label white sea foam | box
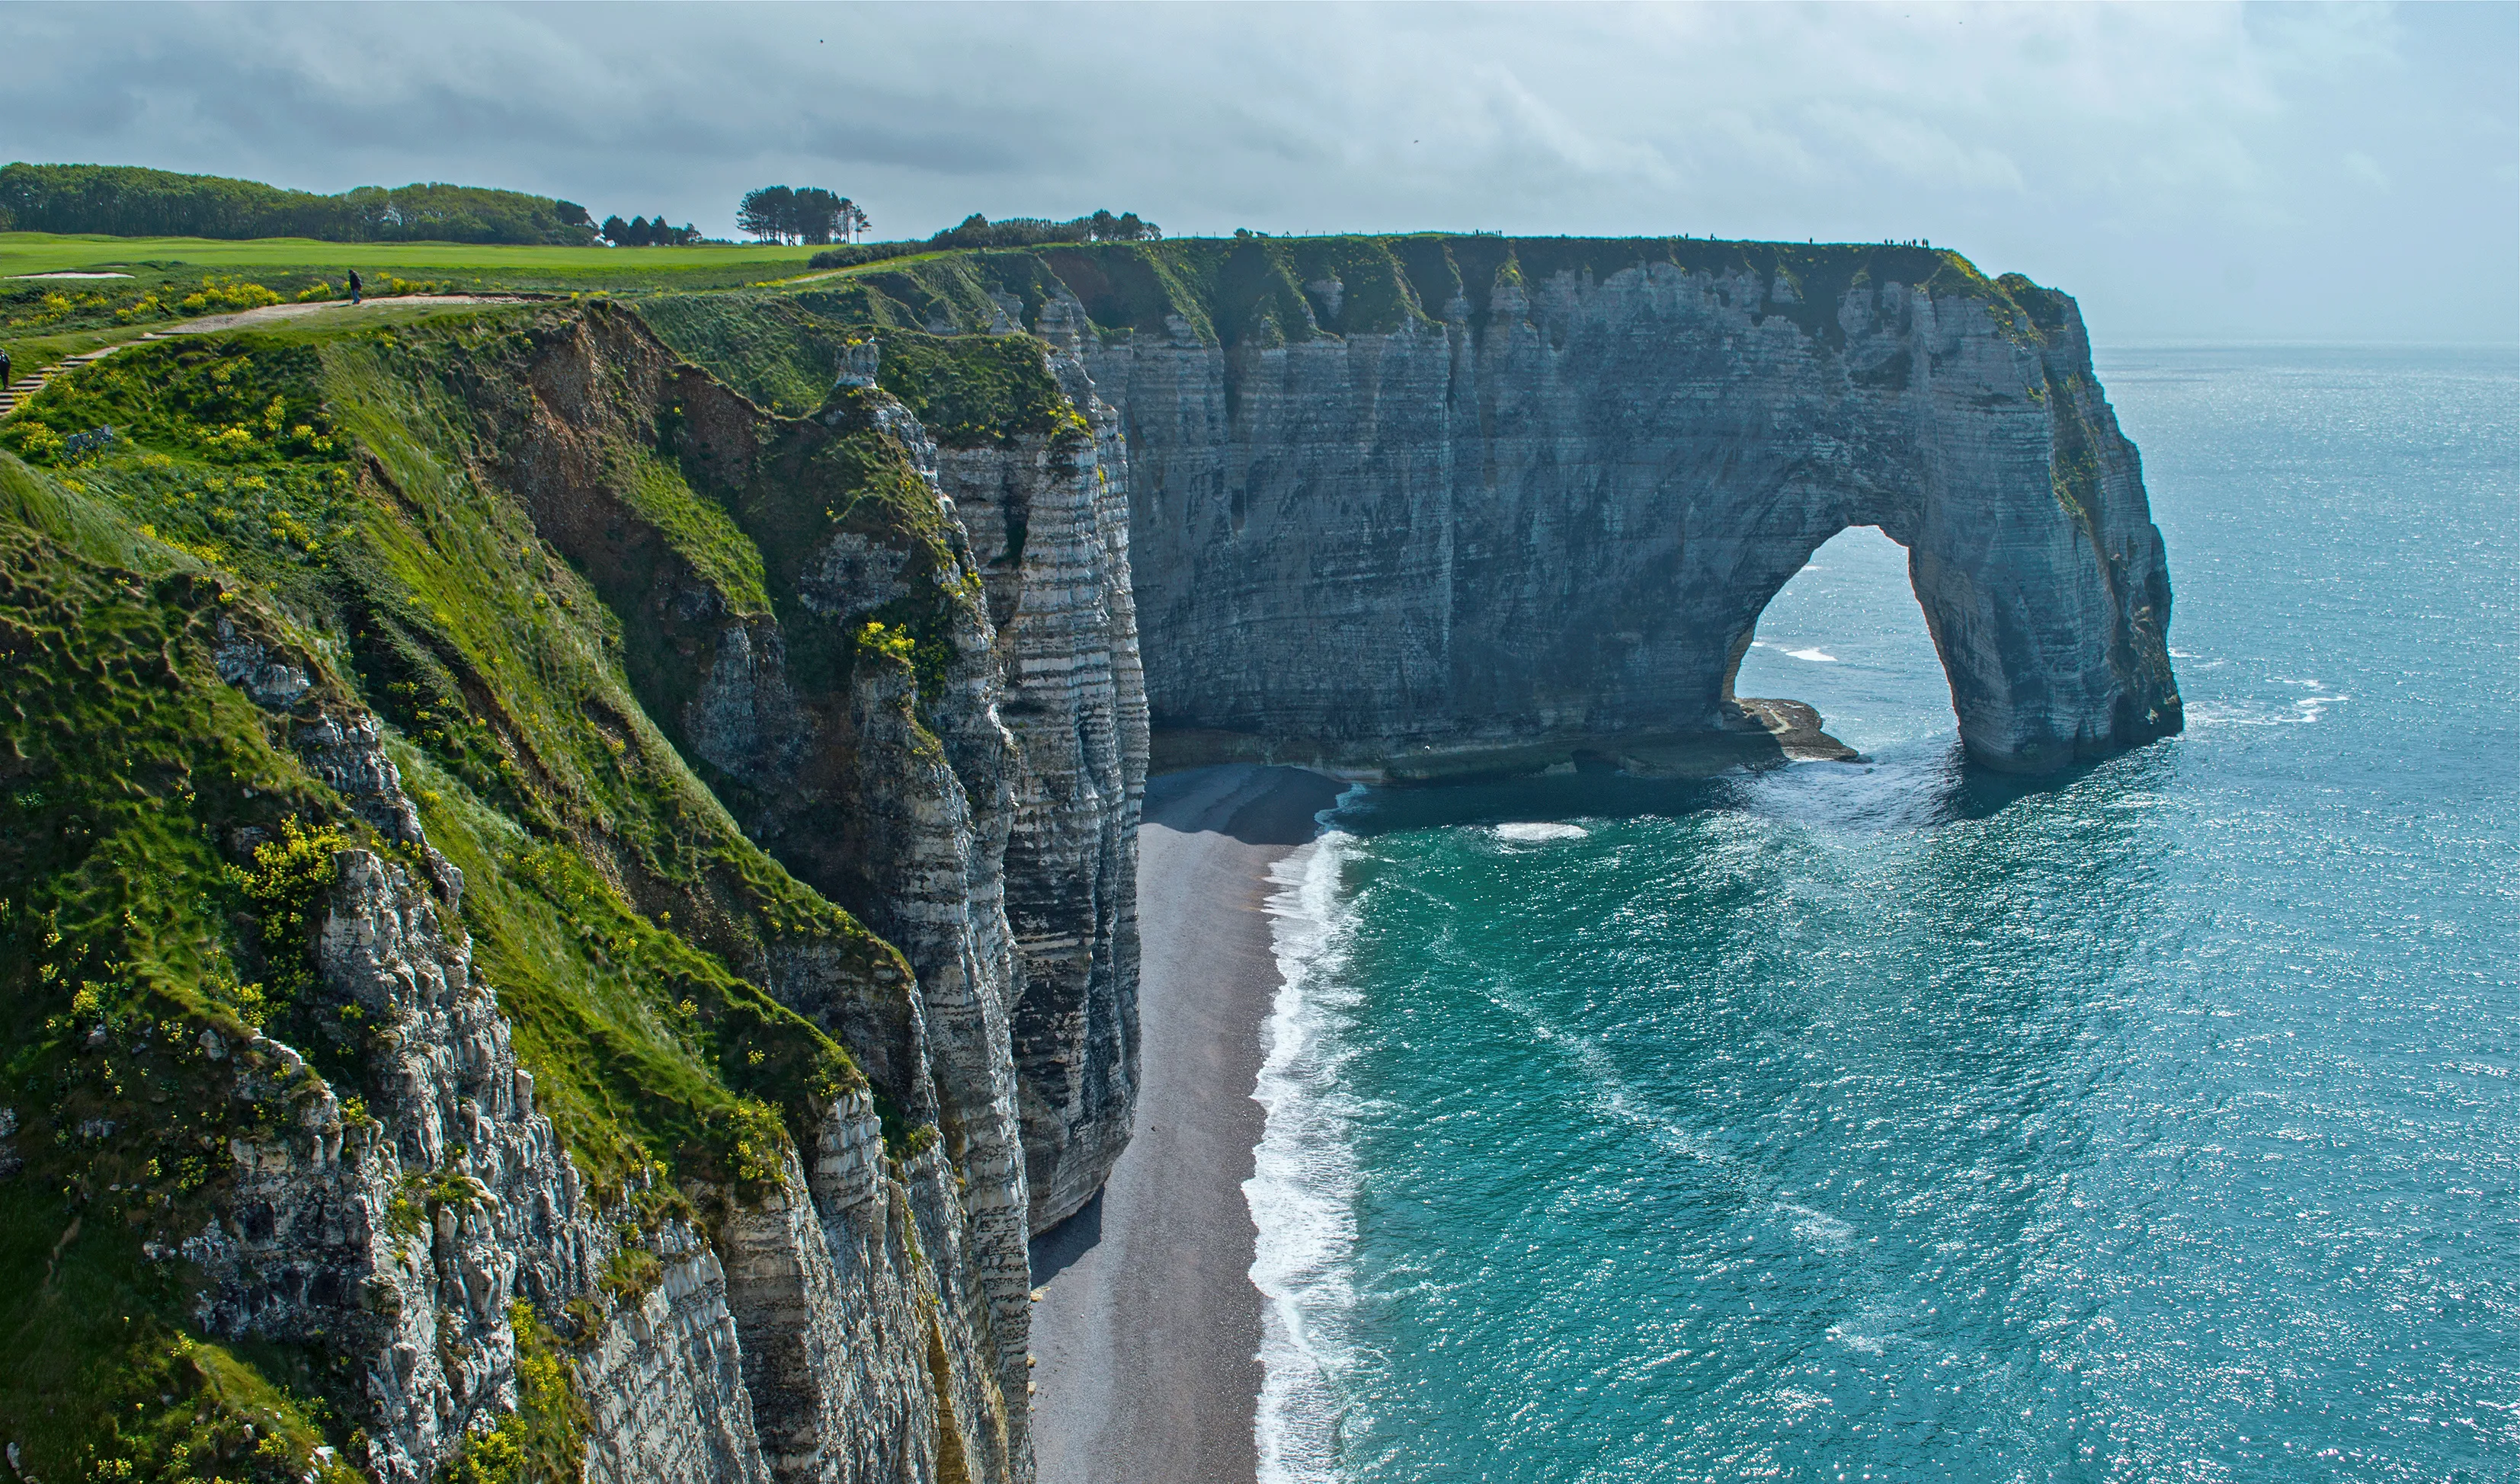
[1772,1386,1835,1421]
[1748,638,1840,662]
[1784,1204,1856,1251]
[1248,791,1369,1484]
[2189,691,2352,728]
[1494,821,1589,843]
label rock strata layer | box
[1062,245,2181,775]
[933,299,1149,1232]
[186,609,1017,1482]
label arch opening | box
[1725,525,1959,757]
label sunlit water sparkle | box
[1246,346,2519,1483]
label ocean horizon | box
[1246,342,2519,1482]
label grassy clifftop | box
[780,232,2051,352]
[0,299,972,1476]
[2,229,2080,410]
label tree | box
[738,184,862,244]
[0,163,599,245]
[598,211,702,247]
[555,200,591,228]
[787,187,845,245]
[928,209,1161,249]
[737,185,795,242]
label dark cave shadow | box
[1028,1188,1105,1285]
[1145,765,1347,846]
[1927,748,2114,823]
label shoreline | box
[1029,763,1344,1484]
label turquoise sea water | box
[1247,346,2519,1483]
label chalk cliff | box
[0,303,1061,1481]
[804,235,2179,776]
[920,300,1148,1233]
[1061,238,2182,776]
[0,232,2176,1483]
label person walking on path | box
[1,347,12,392]
[347,270,361,306]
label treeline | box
[601,214,703,247]
[802,209,1165,271]
[929,211,1161,249]
[802,241,930,271]
[0,163,599,245]
[737,187,869,246]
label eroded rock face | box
[190,520,1029,1481]
[933,302,1150,1233]
[186,833,774,1484]
[1081,259,2180,774]
[455,306,1043,1477]
[484,305,1148,1251]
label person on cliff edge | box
[347,269,361,306]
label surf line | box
[1247,785,1368,1484]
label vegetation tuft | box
[873,330,1071,449]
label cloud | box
[2,1,2511,341]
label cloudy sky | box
[9,2,2515,344]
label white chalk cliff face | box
[443,304,1158,1479]
[933,298,1149,1234]
[1077,251,2180,776]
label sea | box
[1245,345,2520,1484]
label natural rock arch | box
[1695,475,2180,772]
[1065,244,2182,776]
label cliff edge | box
[808,235,2182,776]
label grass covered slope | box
[0,299,969,1477]
[0,235,843,359]
[769,231,2047,350]
[636,290,1075,440]
[3,228,2055,367]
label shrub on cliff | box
[924,209,1160,251]
[802,241,930,272]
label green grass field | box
[0,232,922,361]
[0,231,836,279]
[1,298,542,382]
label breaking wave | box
[1247,795,1368,1482]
